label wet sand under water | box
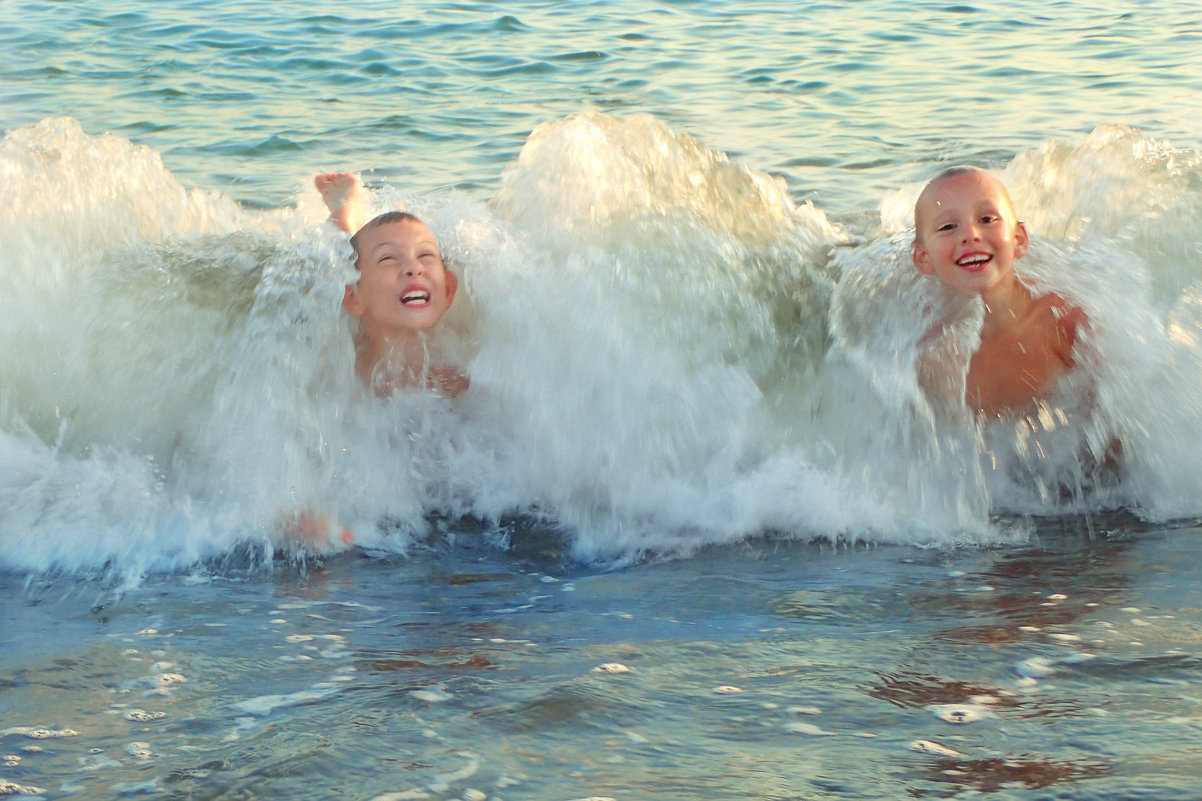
[4,513,1202,800]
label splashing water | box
[2,115,1202,577]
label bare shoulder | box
[1034,292,1087,364]
[1043,293,1087,332]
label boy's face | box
[344,218,457,336]
[911,170,1028,295]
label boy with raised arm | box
[283,174,468,550]
[315,172,468,397]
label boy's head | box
[343,211,458,338]
[912,166,1028,295]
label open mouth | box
[957,254,992,271]
[401,289,431,306]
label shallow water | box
[6,519,1202,800]
[4,1,1202,798]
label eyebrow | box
[931,201,1003,220]
[367,238,442,257]
[368,241,399,257]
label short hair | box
[914,165,1014,240]
[928,164,988,183]
[349,211,425,266]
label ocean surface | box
[3,1,1202,798]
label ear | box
[444,269,459,306]
[343,283,365,318]
[912,239,934,275]
[1013,221,1029,259]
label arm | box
[1053,301,1088,368]
[916,319,974,418]
[315,172,369,234]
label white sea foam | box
[234,683,343,716]
[0,778,47,796]
[121,710,166,723]
[0,727,77,740]
[2,116,1202,575]
[911,739,962,757]
[413,688,453,703]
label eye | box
[935,221,956,232]
[979,213,1000,224]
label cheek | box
[368,270,398,292]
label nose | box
[962,220,981,242]
[402,257,424,277]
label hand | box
[314,172,368,234]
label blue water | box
[4,1,1202,798]
[4,0,1199,211]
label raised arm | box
[315,172,369,234]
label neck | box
[354,329,428,387]
[978,277,1034,336]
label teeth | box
[401,291,429,304]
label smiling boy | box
[912,166,1086,418]
[282,174,467,551]
[316,172,467,397]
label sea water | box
[3,1,1202,798]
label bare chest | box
[965,312,1072,416]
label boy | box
[911,166,1086,418]
[316,172,468,397]
[280,175,465,550]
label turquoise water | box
[4,1,1202,798]
[3,0,1199,211]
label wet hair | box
[348,211,425,267]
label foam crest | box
[1002,129,1202,516]
[0,117,244,290]
[466,112,853,556]
[825,233,995,536]
[2,116,1202,574]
